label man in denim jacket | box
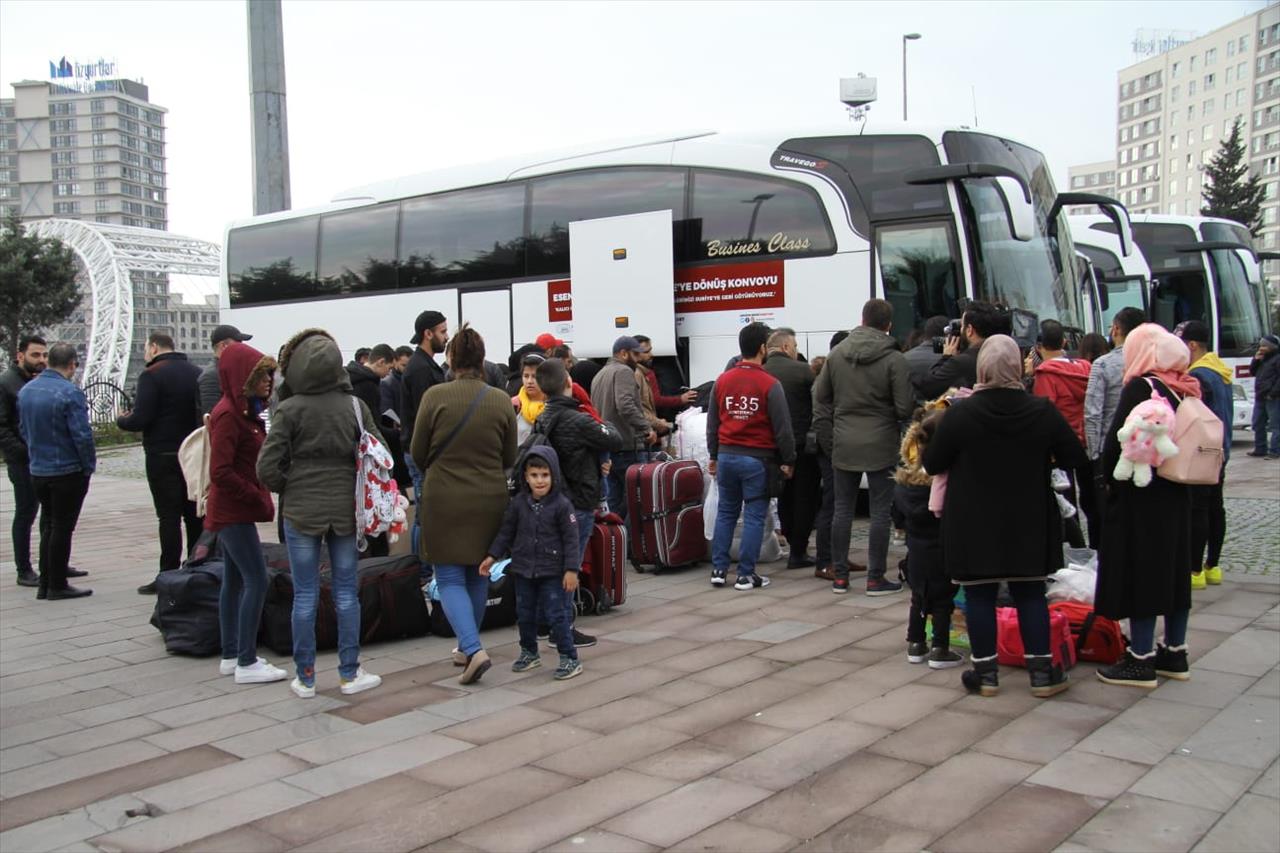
[17,343,95,599]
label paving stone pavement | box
[0,465,1277,853]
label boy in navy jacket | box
[481,446,583,680]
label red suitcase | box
[580,512,627,613]
[625,459,705,572]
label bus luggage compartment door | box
[460,287,512,360]
[569,209,676,358]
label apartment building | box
[1066,160,1118,215]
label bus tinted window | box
[1200,221,1254,249]
[1077,244,1123,280]
[876,222,963,343]
[400,183,525,288]
[1129,222,1211,331]
[227,217,318,305]
[783,135,947,232]
[527,169,687,276]
[318,203,398,294]
[689,170,833,261]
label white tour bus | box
[1071,213,1274,423]
[1069,216,1152,336]
[221,125,1126,386]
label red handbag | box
[996,606,1077,669]
[1049,601,1127,664]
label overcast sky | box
[1,0,1267,256]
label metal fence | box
[82,380,132,426]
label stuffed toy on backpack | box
[1113,396,1180,488]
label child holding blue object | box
[480,445,583,680]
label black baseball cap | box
[211,325,252,345]
[410,310,447,345]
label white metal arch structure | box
[25,219,222,388]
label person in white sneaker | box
[205,342,287,686]
[257,331,383,698]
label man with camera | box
[916,302,1006,400]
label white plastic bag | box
[1047,565,1097,604]
[702,477,782,561]
[1063,546,1098,572]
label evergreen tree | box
[1200,118,1266,234]
[0,212,81,358]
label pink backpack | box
[1145,378,1224,485]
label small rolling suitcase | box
[580,511,628,613]
[625,459,705,572]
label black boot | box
[1026,654,1069,698]
[1154,644,1190,681]
[961,655,999,697]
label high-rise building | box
[1,77,167,229]
[0,74,207,382]
[1065,160,1118,215]
[1114,3,1280,288]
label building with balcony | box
[1066,160,1118,215]
[1114,2,1280,290]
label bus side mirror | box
[1047,193,1134,258]
[993,176,1035,242]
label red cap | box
[535,333,564,350]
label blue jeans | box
[832,466,894,581]
[1253,398,1280,454]
[218,523,268,666]
[1130,611,1190,655]
[404,452,425,566]
[712,452,769,577]
[516,574,575,659]
[285,521,360,684]
[606,451,640,518]
[435,563,488,656]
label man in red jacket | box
[707,322,795,591]
[1031,320,1091,547]
[1031,320,1091,444]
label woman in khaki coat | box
[411,324,516,684]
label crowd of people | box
[0,292,1271,699]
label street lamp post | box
[902,32,921,121]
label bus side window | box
[875,222,963,344]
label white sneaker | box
[221,656,265,676]
[234,659,287,684]
[290,677,315,699]
[340,667,382,695]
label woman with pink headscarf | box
[1095,323,1200,689]
[923,335,1086,700]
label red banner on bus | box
[673,261,784,313]
[547,279,572,321]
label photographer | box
[916,301,1007,400]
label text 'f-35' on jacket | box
[706,361,796,464]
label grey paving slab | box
[1074,697,1218,765]
[1025,749,1152,799]
[931,783,1104,853]
[284,731,473,797]
[1130,754,1263,813]
[89,779,318,853]
[1193,792,1280,852]
[718,720,892,790]
[862,751,1039,836]
[281,709,453,764]
[734,620,824,643]
[601,776,775,847]
[0,739,167,798]
[972,700,1115,765]
[1179,693,1280,769]
[1250,758,1280,798]
[543,829,659,853]
[1151,667,1259,709]
[795,812,937,853]
[1070,792,1221,853]
[133,751,312,813]
[1194,628,1280,677]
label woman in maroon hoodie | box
[206,341,287,685]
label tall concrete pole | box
[247,0,291,215]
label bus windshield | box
[1208,248,1267,357]
[943,132,1083,331]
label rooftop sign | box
[47,57,121,93]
